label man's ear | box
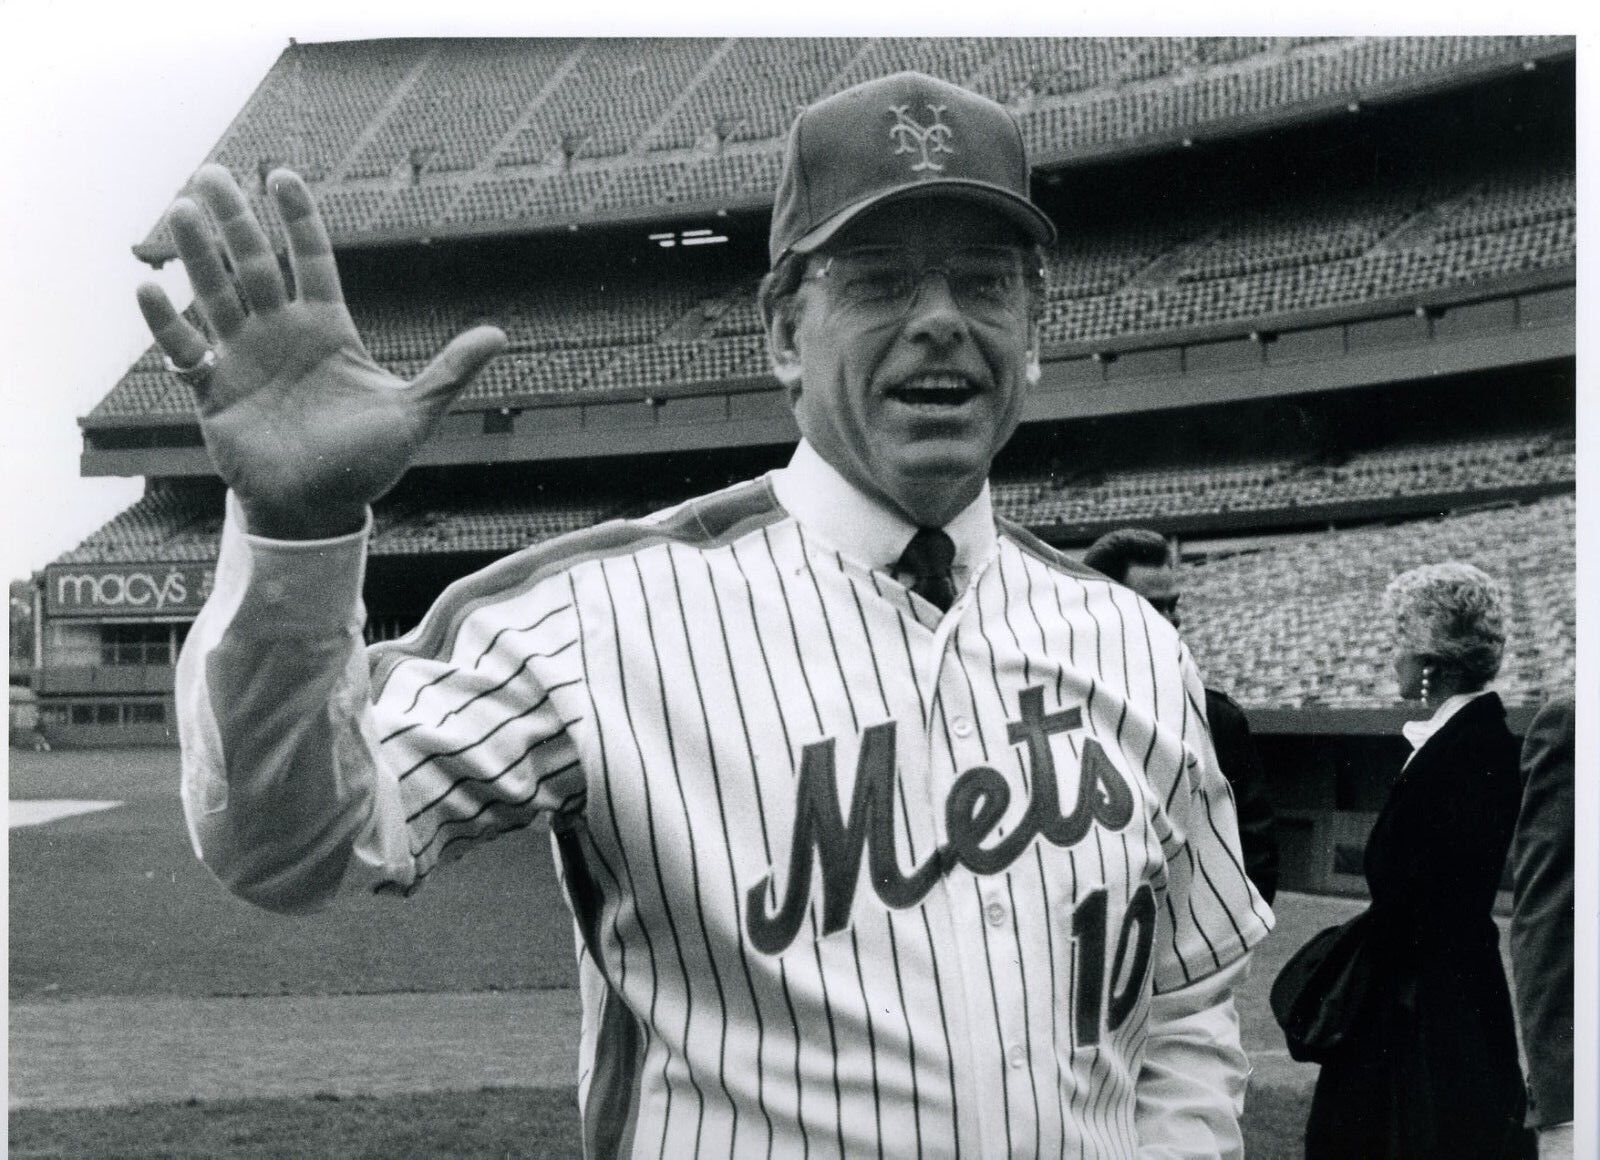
[1025,320,1041,385]
[766,298,804,391]
[771,348,803,390]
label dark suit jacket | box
[1511,692,1575,1128]
[1204,688,1279,905]
[1306,691,1533,1159]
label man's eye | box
[846,271,910,301]
[954,272,1013,301]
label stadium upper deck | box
[130,35,1571,260]
[92,142,1575,426]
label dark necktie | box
[896,527,958,612]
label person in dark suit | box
[1083,528,1279,902]
[1202,688,1279,904]
[1305,562,1535,1160]
[1511,691,1575,1159]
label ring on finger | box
[163,347,218,387]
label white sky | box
[0,15,272,582]
[0,2,1589,586]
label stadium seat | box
[1183,494,1574,709]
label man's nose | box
[904,271,970,347]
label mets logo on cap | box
[888,103,953,173]
[766,70,1057,264]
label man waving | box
[149,70,1271,1158]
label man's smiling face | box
[773,198,1038,528]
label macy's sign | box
[45,565,213,617]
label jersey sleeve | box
[177,494,587,914]
[1135,955,1251,1159]
[1148,642,1274,993]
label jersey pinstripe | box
[340,474,1271,1159]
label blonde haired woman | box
[1305,563,1534,1159]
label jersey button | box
[1007,1044,1027,1069]
[951,716,973,737]
[985,901,1007,927]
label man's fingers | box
[409,326,508,411]
[270,170,344,305]
[193,163,288,314]
[136,282,213,403]
[167,199,247,338]
[136,282,210,362]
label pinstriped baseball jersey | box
[308,465,1273,1159]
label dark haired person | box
[1304,562,1534,1159]
[1083,528,1279,903]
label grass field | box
[9,1087,1311,1158]
[11,747,1353,1157]
[9,749,576,1002]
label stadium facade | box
[31,36,1575,894]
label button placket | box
[922,602,1011,1157]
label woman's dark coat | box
[1304,692,1535,1159]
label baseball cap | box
[768,71,1057,266]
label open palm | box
[136,164,504,538]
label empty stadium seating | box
[314,187,390,236]
[591,158,692,213]
[213,40,423,184]
[1025,431,1574,526]
[647,38,866,152]
[501,39,721,166]
[668,149,784,208]
[345,39,573,179]
[368,495,618,555]
[1184,494,1574,709]
[371,181,464,231]
[96,132,1576,421]
[134,36,1569,256]
[825,37,1001,95]
[1035,153,1573,344]
[98,35,1572,429]
[1012,36,1561,158]
[990,478,1051,521]
[444,174,551,228]
[69,422,1573,567]
[57,482,224,564]
[57,481,620,564]
[60,467,1573,716]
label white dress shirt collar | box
[1401,690,1490,757]
[769,439,997,585]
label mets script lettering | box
[888,103,954,173]
[745,685,1134,955]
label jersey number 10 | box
[1069,883,1157,1047]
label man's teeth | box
[890,374,978,403]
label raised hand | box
[136,164,506,539]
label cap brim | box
[785,178,1057,258]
